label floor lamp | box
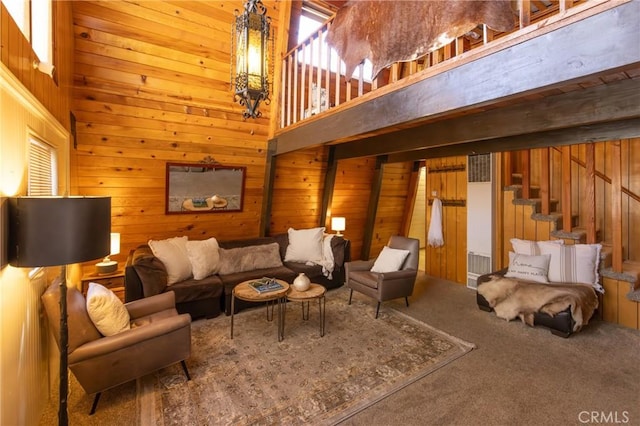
[9,196,111,426]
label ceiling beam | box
[272,1,640,155]
[385,117,640,163]
[334,78,640,160]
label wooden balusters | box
[561,146,572,233]
[611,141,623,272]
[585,143,596,244]
[540,148,550,215]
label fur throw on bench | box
[478,276,598,332]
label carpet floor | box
[142,287,474,425]
[39,273,640,425]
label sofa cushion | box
[510,238,564,255]
[371,246,410,273]
[538,242,603,292]
[41,280,102,353]
[132,247,169,297]
[283,261,324,279]
[169,275,224,304]
[284,227,325,263]
[86,282,131,336]
[186,237,220,279]
[219,266,296,294]
[504,252,551,283]
[218,242,283,275]
[148,236,191,285]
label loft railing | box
[278,0,590,130]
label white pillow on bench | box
[538,241,603,293]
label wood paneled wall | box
[331,157,376,260]
[369,161,413,257]
[424,156,468,284]
[71,1,283,262]
[1,2,74,131]
[270,145,328,233]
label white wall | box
[0,62,69,425]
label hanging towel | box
[427,197,444,247]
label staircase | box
[503,144,640,329]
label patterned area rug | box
[140,288,475,425]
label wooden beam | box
[400,161,422,236]
[273,2,640,153]
[260,140,278,237]
[320,146,338,229]
[334,79,640,160]
[361,156,386,260]
[383,117,640,163]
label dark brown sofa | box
[125,234,350,319]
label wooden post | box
[611,140,623,272]
[521,150,531,199]
[561,146,572,233]
[401,161,422,236]
[540,147,550,215]
[585,143,597,243]
[519,0,531,28]
[361,156,386,261]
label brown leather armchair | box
[345,236,420,318]
[41,280,192,414]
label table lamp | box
[96,232,120,274]
[331,217,346,236]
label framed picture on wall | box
[165,162,246,214]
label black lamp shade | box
[9,197,111,267]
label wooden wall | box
[1,2,74,131]
[424,156,468,284]
[330,157,376,260]
[70,1,284,263]
[369,161,414,257]
[270,145,328,233]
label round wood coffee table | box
[230,279,289,342]
[286,283,326,337]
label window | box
[2,0,53,64]
[297,3,372,81]
[28,136,57,196]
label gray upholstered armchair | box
[345,236,420,318]
[41,280,192,414]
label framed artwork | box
[165,162,246,214]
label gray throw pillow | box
[218,242,283,275]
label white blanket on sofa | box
[306,234,335,279]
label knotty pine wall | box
[71,1,285,262]
[424,156,468,284]
[369,161,414,258]
[0,2,74,131]
[270,145,329,232]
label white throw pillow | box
[538,241,603,292]
[284,227,325,263]
[148,236,191,285]
[371,246,411,273]
[510,238,564,255]
[186,237,220,280]
[504,252,551,283]
[86,282,130,336]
